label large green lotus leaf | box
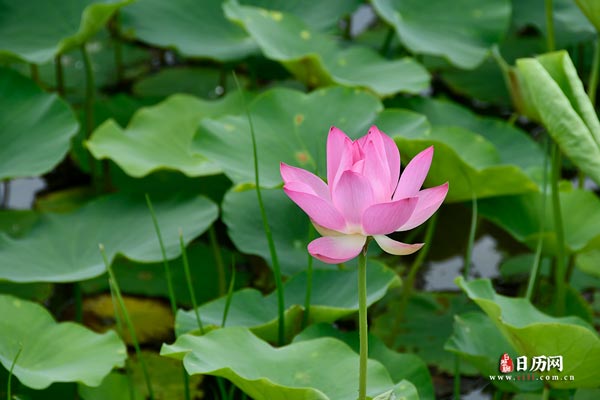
[0,68,78,180]
[81,243,246,307]
[0,295,125,389]
[86,92,249,178]
[512,0,595,48]
[0,0,132,64]
[371,0,510,69]
[372,292,478,374]
[575,0,600,32]
[162,327,418,400]
[79,373,143,400]
[478,189,600,256]
[517,51,600,186]
[457,277,600,388]
[445,312,542,392]
[375,110,540,202]
[176,263,400,342]
[120,0,256,62]
[194,86,382,187]
[224,2,429,96]
[295,324,434,400]
[0,192,218,282]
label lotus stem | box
[222,256,236,327]
[209,226,227,295]
[526,135,550,301]
[463,195,478,279]
[179,228,204,334]
[7,345,22,400]
[100,244,155,400]
[550,144,566,315]
[358,242,369,400]
[380,27,395,57]
[233,72,286,345]
[74,282,83,322]
[145,194,177,316]
[55,54,64,96]
[80,43,97,185]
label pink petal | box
[397,183,449,231]
[311,220,344,237]
[373,235,424,256]
[393,146,434,200]
[280,162,329,200]
[283,186,346,231]
[331,170,375,228]
[327,127,352,187]
[362,140,391,202]
[368,126,400,193]
[362,197,418,235]
[308,235,366,264]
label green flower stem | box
[463,196,478,279]
[358,242,369,400]
[80,44,97,185]
[209,226,227,295]
[222,257,236,327]
[550,144,567,315]
[179,229,204,334]
[145,194,177,316]
[233,72,285,345]
[302,224,315,329]
[7,345,22,400]
[380,27,395,57]
[541,386,550,400]
[145,195,190,400]
[100,244,155,400]
[526,136,550,301]
[588,36,600,106]
[545,0,555,52]
[55,54,64,96]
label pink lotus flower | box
[280,126,448,264]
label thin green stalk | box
[179,229,204,333]
[588,36,600,106]
[380,27,395,57]
[545,0,555,52]
[146,195,189,400]
[463,196,478,279]
[542,386,550,400]
[145,194,177,316]
[357,243,369,400]
[302,224,315,329]
[388,213,438,346]
[217,378,228,399]
[526,136,550,300]
[55,54,64,96]
[209,226,226,295]
[80,44,97,184]
[100,244,155,400]
[222,256,236,327]
[453,356,461,400]
[7,345,23,400]
[550,144,566,315]
[233,72,285,345]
